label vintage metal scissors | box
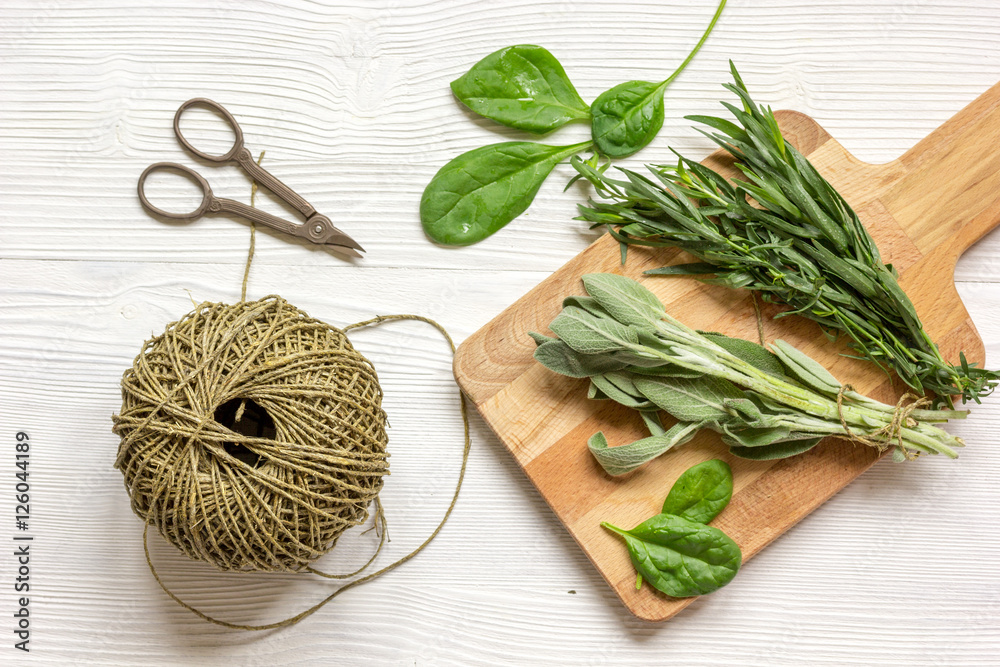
[137,98,364,257]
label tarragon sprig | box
[571,62,998,406]
[531,273,966,475]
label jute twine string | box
[113,151,470,630]
[836,384,929,459]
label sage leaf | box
[700,332,787,379]
[660,459,733,523]
[549,306,639,355]
[602,514,742,597]
[561,295,612,319]
[609,350,678,369]
[450,45,590,134]
[633,375,742,423]
[533,339,629,378]
[722,397,763,423]
[581,273,664,327]
[640,409,667,436]
[720,424,793,449]
[528,331,557,346]
[728,437,821,460]
[628,361,705,378]
[590,80,667,158]
[770,339,842,396]
[588,422,700,476]
[421,141,590,246]
[590,373,651,409]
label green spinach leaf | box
[602,513,741,597]
[660,459,733,523]
[591,80,668,158]
[421,141,590,245]
[450,45,590,134]
[590,0,728,157]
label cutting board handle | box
[893,79,1000,258]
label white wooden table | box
[2,1,999,664]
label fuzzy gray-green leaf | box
[549,305,640,354]
[720,424,792,449]
[588,423,700,476]
[728,437,822,460]
[582,273,664,327]
[770,339,842,395]
[533,340,629,378]
[590,373,649,408]
[634,375,743,423]
[528,331,557,346]
[700,331,787,379]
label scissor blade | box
[327,244,364,258]
[306,214,365,253]
[325,231,365,253]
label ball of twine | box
[112,295,389,573]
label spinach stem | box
[661,0,728,88]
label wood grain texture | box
[2,0,1000,664]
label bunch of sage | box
[603,459,741,597]
[420,0,727,246]
[572,62,999,405]
[531,273,966,475]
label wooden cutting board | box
[453,80,1000,621]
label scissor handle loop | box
[173,98,244,162]
[137,162,213,220]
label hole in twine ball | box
[112,296,390,573]
[214,398,274,468]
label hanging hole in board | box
[214,398,275,468]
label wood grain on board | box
[454,80,1000,621]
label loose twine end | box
[240,150,265,302]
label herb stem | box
[624,313,964,456]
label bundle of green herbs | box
[571,62,998,406]
[531,273,966,475]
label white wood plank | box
[2,0,1000,664]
